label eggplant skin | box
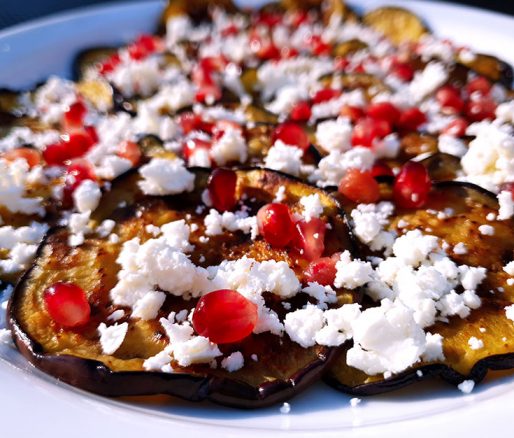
[7,167,353,409]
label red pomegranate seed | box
[312,88,341,104]
[135,34,158,53]
[258,43,281,60]
[128,43,148,61]
[62,159,97,206]
[371,161,394,178]
[334,57,350,71]
[183,138,212,161]
[291,10,309,27]
[290,101,312,122]
[309,35,332,56]
[178,112,203,134]
[84,125,99,144]
[436,86,464,113]
[208,168,237,212]
[65,131,96,158]
[304,256,338,286]
[293,218,326,261]
[63,101,87,130]
[44,282,91,328]
[221,24,239,37]
[272,122,310,152]
[338,169,380,203]
[442,118,468,137]
[466,76,491,96]
[340,105,364,123]
[255,11,282,27]
[43,142,71,166]
[281,46,299,59]
[98,53,121,75]
[195,83,222,104]
[351,117,391,147]
[393,161,432,209]
[367,102,402,125]
[3,147,42,168]
[117,140,141,165]
[397,108,427,131]
[192,289,258,344]
[391,62,414,82]
[464,97,496,122]
[257,203,296,248]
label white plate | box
[1,1,514,437]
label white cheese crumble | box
[210,128,248,166]
[203,209,258,238]
[138,158,195,195]
[315,118,352,153]
[0,328,12,346]
[300,194,324,222]
[98,322,128,355]
[73,180,102,213]
[505,304,514,322]
[453,242,468,255]
[468,336,484,350]
[497,191,514,220]
[409,62,448,103]
[457,380,475,394]
[280,402,291,414]
[349,397,361,408]
[0,159,44,216]
[504,261,514,276]
[221,351,244,372]
[264,140,303,176]
[478,224,495,236]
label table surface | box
[0,0,513,30]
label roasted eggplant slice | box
[160,0,237,30]
[326,181,514,395]
[73,47,119,81]
[362,7,428,45]
[458,53,514,88]
[9,168,357,408]
[419,153,462,182]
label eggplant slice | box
[325,181,514,395]
[9,168,358,408]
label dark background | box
[0,0,513,29]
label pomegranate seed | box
[257,203,295,248]
[62,160,97,206]
[3,147,42,168]
[44,282,91,328]
[397,108,427,131]
[442,118,468,137]
[312,88,341,104]
[367,102,402,125]
[466,76,491,96]
[117,140,141,165]
[281,47,299,59]
[183,138,212,161]
[293,218,326,261]
[128,43,148,61]
[305,256,338,286]
[334,57,350,71]
[290,101,312,122]
[351,117,391,147]
[340,105,364,123]
[291,10,309,27]
[221,24,239,37]
[255,11,282,27]
[272,122,310,152]
[208,168,237,212]
[135,34,158,53]
[464,97,496,122]
[436,86,464,113]
[212,120,243,140]
[43,142,71,166]
[178,112,203,134]
[63,101,87,130]
[371,161,394,178]
[98,53,121,75]
[192,289,258,344]
[391,62,414,82]
[84,125,99,144]
[309,35,331,56]
[65,131,96,158]
[195,84,222,104]
[338,169,380,203]
[393,161,432,209]
[258,43,281,60]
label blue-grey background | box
[0,0,513,29]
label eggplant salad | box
[1,0,514,409]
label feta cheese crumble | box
[138,158,195,195]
